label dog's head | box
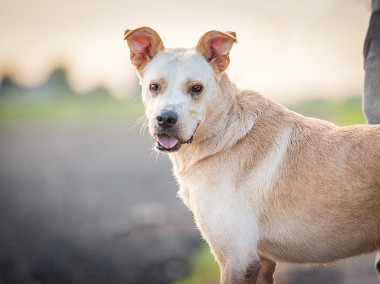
[124,27,237,152]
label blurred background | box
[0,0,379,283]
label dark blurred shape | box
[0,67,75,103]
[0,74,27,97]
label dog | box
[124,27,380,284]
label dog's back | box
[250,100,380,263]
[200,88,380,264]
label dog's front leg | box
[257,256,276,284]
[207,242,259,284]
[220,260,260,284]
[219,255,276,284]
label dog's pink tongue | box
[157,135,179,149]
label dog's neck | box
[169,74,263,174]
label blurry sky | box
[0,0,372,101]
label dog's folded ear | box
[124,27,165,71]
[196,30,237,73]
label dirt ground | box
[0,122,378,283]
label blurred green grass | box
[176,246,220,284]
[287,97,365,126]
[0,93,144,126]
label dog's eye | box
[190,84,203,95]
[149,83,160,93]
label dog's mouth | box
[154,134,181,152]
[154,134,194,152]
[153,123,199,152]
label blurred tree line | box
[0,68,143,124]
[0,68,141,102]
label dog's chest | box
[177,171,261,254]
[173,127,292,254]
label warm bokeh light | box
[0,0,371,101]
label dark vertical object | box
[363,0,380,277]
[364,0,380,124]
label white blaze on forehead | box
[142,48,215,88]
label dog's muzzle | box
[154,111,199,152]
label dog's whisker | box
[135,115,146,125]
[155,151,160,162]
[148,146,156,160]
[129,115,146,131]
[140,119,149,136]
[126,94,142,107]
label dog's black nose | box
[156,111,178,128]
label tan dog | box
[124,27,380,284]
